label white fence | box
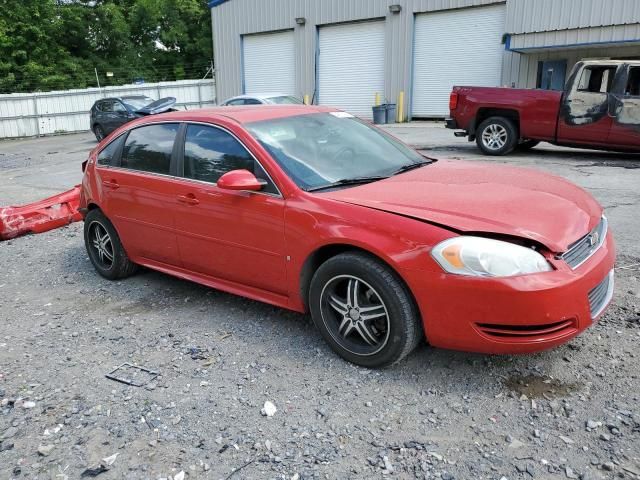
[0,79,216,139]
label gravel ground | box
[1,129,640,480]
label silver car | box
[220,93,303,106]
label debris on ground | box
[0,185,81,240]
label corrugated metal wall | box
[0,79,216,139]
[211,0,640,118]
[211,0,505,117]
[506,0,640,34]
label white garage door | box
[243,30,295,95]
[412,4,506,117]
[318,21,385,118]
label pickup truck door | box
[557,64,619,146]
[607,64,640,148]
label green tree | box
[0,0,212,93]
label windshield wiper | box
[306,176,389,192]
[392,160,433,175]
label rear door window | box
[121,123,179,175]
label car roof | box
[127,105,338,125]
[225,93,296,101]
[120,95,153,99]
[96,96,152,102]
[580,60,640,66]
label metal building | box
[210,0,640,119]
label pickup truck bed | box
[448,87,562,142]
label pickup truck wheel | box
[476,117,518,156]
[517,139,540,151]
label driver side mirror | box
[217,169,266,192]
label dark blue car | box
[89,96,176,141]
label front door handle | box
[177,194,200,206]
[102,179,119,189]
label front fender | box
[284,195,455,311]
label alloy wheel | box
[481,124,508,151]
[320,275,391,356]
[89,221,114,269]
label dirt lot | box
[1,126,639,479]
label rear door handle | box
[177,194,200,206]
[102,179,119,189]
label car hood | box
[135,97,177,115]
[320,160,602,253]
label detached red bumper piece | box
[0,186,82,240]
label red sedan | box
[79,106,615,368]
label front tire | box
[84,209,138,280]
[476,116,518,156]
[94,124,106,142]
[309,252,422,368]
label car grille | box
[561,216,607,269]
[476,319,577,340]
[588,269,615,319]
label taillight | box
[449,92,459,111]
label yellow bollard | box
[397,91,405,123]
[303,94,310,105]
[375,92,381,107]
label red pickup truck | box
[446,60,640,155]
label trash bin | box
[372,105,386,125]
[385,103,397,124]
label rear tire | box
[84,209,138,280]
[517,139,540,151]
[93,124,106,142]
[476,116,518,156]
[309,252,422,368]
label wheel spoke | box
[347,278,359,308]
[328,295,348,315]
[102,247,113,262]
[354,322,377,346]
[360,306,386,321]
[338,317,354,337]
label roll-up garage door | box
[412,4,506,117]
[243,30,295,94]
[318,21,385,118]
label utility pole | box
[94,68,101,93]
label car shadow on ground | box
[62,241,575,396]
[419,143,640,164]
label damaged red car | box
[79,106,615,368]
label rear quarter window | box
[96,136,124,166]
[121,123,179,175]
